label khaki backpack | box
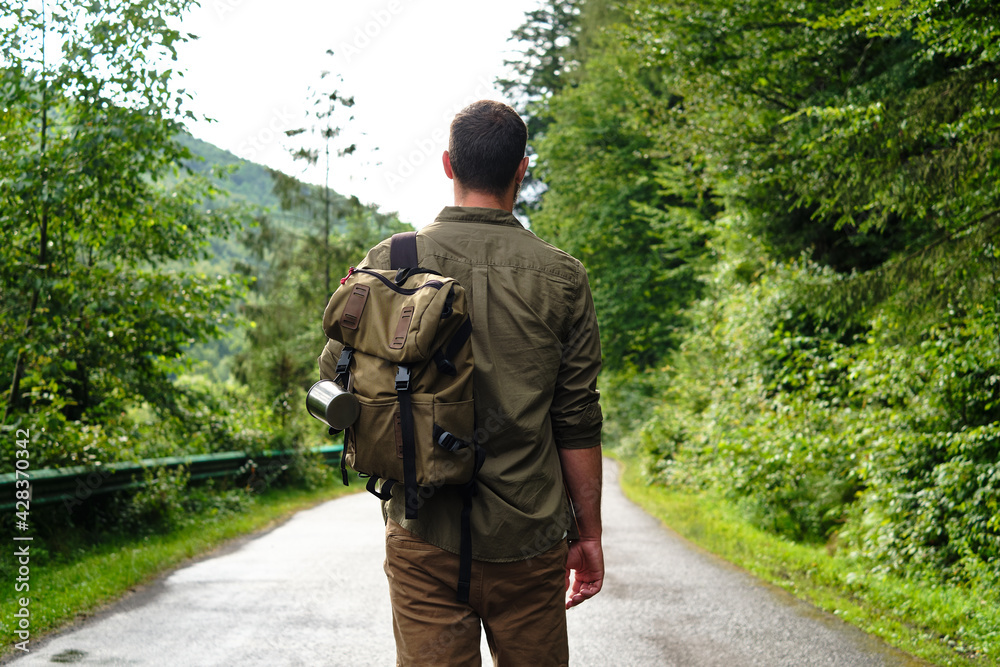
[320,232,483,601]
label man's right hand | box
[565,537,604,609]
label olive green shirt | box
[319,206,603,561]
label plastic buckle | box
[434,427,467,452]
[436,431,459,452]
[395,366,411,392]
[336,347,353,374]
[437,431,453,450]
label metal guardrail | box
[0,445,343,511]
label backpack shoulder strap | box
[390,231,418,269]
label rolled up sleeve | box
[550,266,603,449]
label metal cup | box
[306,380,360,431]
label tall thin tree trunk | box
[324,138,331,297]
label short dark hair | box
[448,100,527,199]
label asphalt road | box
[9,460,926,666]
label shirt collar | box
[433,206,525,228]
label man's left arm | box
[550,265,604,609]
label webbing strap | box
[433,317,472,376]
[365,476,395,500]
[456,446,487,603]
[335,347,354,487]
[457,494,473,603]
[433,425,471,453]
[340,431,350,486]
[396,366,419,519]
[335,347,353,377]
[390,232,418,270]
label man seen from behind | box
[318,99,604,666]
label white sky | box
[173,0,539,228]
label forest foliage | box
[507,0,1000,638]
[0,0,404,484]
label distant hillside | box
[179,134,280,211]
[177,133,285,212]
[169,134,334,380]
[168,134,404,382]
[176,133,353,232]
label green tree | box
[500,0,622,212]
[522,21,714,369]
[500,0,582,106]
[234,191,407,420]
[512,0,1000,597]
[598,0,1000,593]
[1,0,244,467]
[233,57,411,414]
[276,55,358,296]
[623,0,1000,275]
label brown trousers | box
[383,519,570,667]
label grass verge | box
[614,455,999,667]
[1,481,357,660]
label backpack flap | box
[323,269,468,364]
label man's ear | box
[443,150,455,180]
[515,155,529,183]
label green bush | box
[115,466,192,534]
[842,310,1000,584]
[623,220,1000,590]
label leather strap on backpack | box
[390,231,418,269]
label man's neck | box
[453,186,513,212]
